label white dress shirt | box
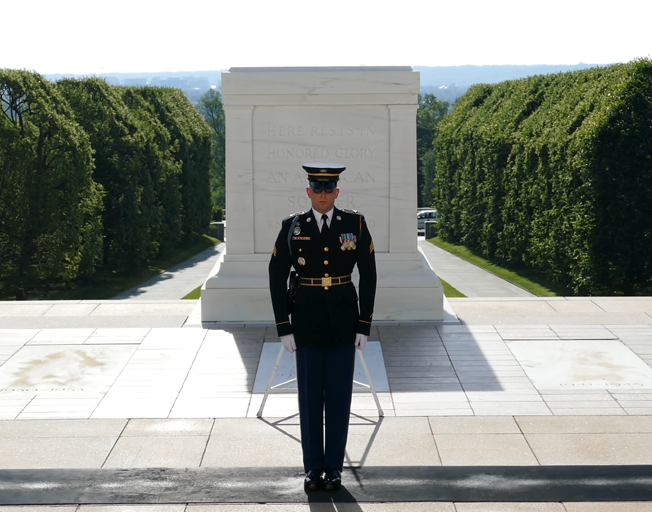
[313,208,334,231]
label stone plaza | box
[0,239,651,510]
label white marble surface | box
[253,341,389,393]
[2,322,652,419]
[203,67,443,322]
[0,345,136,392]
[253,105,390,253]
[508,340,652,389]
[222,67,419,96]
[202,248,444,322]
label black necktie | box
[321,214,329,240]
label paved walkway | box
[1,243,652,510]
[419,237,534,297]
[1,298,652,509]
[112,243,225,300]
[108,238,531,302]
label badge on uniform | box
[293,226,301,235]
[297,257,306,266]
[339,233,357,251]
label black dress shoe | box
[304,469,322,491]
[323,468,341,491]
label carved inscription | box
[264,124,379,160]
[268,148,330,160]
[266,171,375,184]
[267,148,376,160]
[267,125,376,137]
[257,119,383,241]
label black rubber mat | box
[1,466,651,505]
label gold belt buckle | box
[321,276,332,289]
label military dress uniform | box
[268,164,377,490]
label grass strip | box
[427,236,567,297]
[2,234,220,301]
[182,286,202,300]
[439,278,466,298]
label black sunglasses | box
[310,187,335,194]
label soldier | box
[269,162,377,492]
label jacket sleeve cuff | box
[357,320,371,336]
[276,321,293,337]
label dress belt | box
[299,275,351,288]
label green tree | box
[58,77,161,268]
[420,149,439,207]
[131,87,212,237]
[196,89,225,208]
[120,87,183,254]
[0,70,103,299]
[434,59,652,295]
[416,93,449,207]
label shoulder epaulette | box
[340,208,362,215]
[283,211,306,221]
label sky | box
[4,0,651,75]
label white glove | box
[280,334,296,353]
[354,333,367,350]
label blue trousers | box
[295,344,356,472]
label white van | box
[417,209,438,234]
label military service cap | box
[302,163,346,191]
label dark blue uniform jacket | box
[269,207,377,347]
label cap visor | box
[309,181,337,190]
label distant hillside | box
[44,64,603,105]
[45,70,226,87]
[45,70,227,104]
[416,64,602,103]
[415,64,601,85]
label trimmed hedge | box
[1,70,213,298]
[434,59,652,295]
[127,87,212,238]
[59,82,212,269]
[59,78,164,268]
[0,70,103,299]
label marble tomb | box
[201,67,444,322]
